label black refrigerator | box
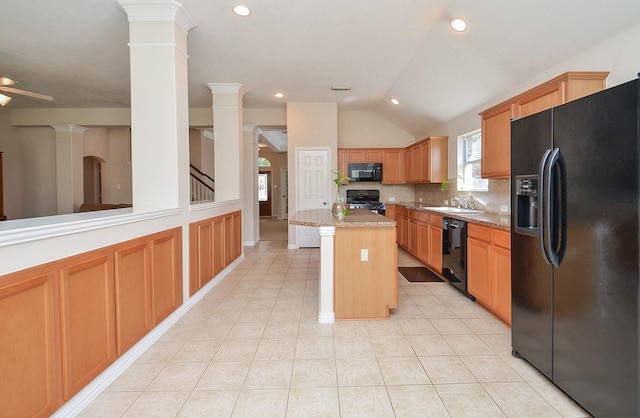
[511,78,639,417]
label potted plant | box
[331,169,350,219]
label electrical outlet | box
[388,196,395,202]
[500,204,509,213]
[360,249,368,262]
[444,199,448,206]
[418,197,423,203]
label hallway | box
[77,240,587,417]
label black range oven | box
[346,189,386,216]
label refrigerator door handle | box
[539,149,553,265]
[546,147,567,267]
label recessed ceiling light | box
[450,18,468,32]
[273,92,285,98]
[233,5,251,17]
[390,98,400,105]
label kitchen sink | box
[423,206,485,214]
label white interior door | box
[296,148,329,247]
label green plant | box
[332,169,350,187]
[441,180,448,191]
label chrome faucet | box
[452,197,468,209]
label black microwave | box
[348,162,383,182]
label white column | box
[208,83,246,202]
[318,226,336,323]
[51,124,86,214]
[118,0,195,212]
[242,124,259,246]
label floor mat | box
[398,267,444,283]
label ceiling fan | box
[0,77,54,106]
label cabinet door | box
[467,237,491,306]
[381,149,405,184]
[366,149,382,162]
[416,221,430,264]
[427,137,448,183]
[408,218,418,255]
[0,268,61,418]
[348,149,367,162]
[428,225,442,272]
[232,211,242,260]
[397,215,408,248]
[385,204,397,221]
[515,83,563,118]
[481,104,512,179]
[114,242,152,355]
[411,146,423,183]
[492,245,511,324]
[59,253,116,400]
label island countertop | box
[289,208,396,228]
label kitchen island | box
[290,209,397,322]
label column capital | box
[50,124,87,135]
[117,0,196,33]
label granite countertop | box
[290,208,396,228]
[392,202,511,231]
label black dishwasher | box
[442,217,474,300]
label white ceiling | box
[2,0,640,138]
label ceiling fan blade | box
[0,86,54,101]
[0,77,16,86]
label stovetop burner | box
[346,189,386,213]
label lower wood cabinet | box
[467,224,511,324]
[397,208,442,276]
[0,227,183,416]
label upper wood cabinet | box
[480,71,609,179]
[381,148,405,184]
[405,136,448,183]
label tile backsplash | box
[339,179,511,215]
[415,179,511,214]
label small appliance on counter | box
[346,189,385,215]
[348,162,382,182]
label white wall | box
[286,103,338,247]
[104,128,132,204]
[338,110,415,147]
[427,21,640,181]
[20,127,57,218]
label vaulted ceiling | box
[2,0,640,138]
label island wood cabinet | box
[334,225,398,319]
[467,223,511,324]
[0,228,183,416]
[480,71,609,178]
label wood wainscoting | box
[0,227,182,417]
[189,210,242,296]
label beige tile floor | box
[78,242,590,417]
